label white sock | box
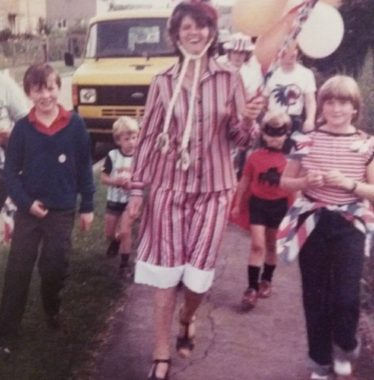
[333,359,352,375]
[310,372,329,380]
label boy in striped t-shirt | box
[280,75,374,380]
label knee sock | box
[261,264,276,282]
[247,265,261,291]
[119,254,130,268]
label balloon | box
[254,6,299,73]
[231,0,289,37]
[297,2,344,59]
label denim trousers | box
[298,208,365,367]
[0,209,75,335]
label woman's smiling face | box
[178,15,211,55]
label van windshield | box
[85,17,175,58]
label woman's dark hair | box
[168,1,218,58]
[23,63,61,94]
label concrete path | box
[93,223,311,380]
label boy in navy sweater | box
[0,63,94,346]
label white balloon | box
[297,2,344,59]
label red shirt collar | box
[28,105,71,136]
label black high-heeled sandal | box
[148,358,171,380]
[176,313,196,359]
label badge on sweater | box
[58,154,67,163]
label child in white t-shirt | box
[264,43,316,135]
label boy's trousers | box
[298,208,365,367]
[0,209,75,335]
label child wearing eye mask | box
[231,111,292,311]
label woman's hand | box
[128,195,143,219]
[241,96,265,122]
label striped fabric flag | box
[277,196,374,262]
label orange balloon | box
[254,7,299,73]
[231,0,289,37]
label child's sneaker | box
[309,372,330,380]
[241,288,258,311]
[106,240,120,258]
[333,359,355,379]
[258,280,272,298]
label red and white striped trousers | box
[135,187,233,293]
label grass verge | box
[0,175,128,380]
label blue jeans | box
[298,208,364,366]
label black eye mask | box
[263,124,288,137]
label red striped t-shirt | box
[291,129,374,204]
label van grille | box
[93,85,149,106]
[101,107,145,118]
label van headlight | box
[80,88,97,104]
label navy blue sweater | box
[5,111,95,213]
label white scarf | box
[156,39,213,171]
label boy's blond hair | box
[261,110,292,131]
[112,116,139,142]
[318,75,362,123]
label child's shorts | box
[248,195,288,229]
[106,201,127,216]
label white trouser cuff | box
[135,261,184,289]
[135,261,215,293]
[182,264,215,294]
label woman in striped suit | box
[128,1,264,379]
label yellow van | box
[68,9,177,148]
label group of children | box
[220,33,370,380]
[0,55,371,380]
[231,74,374,380]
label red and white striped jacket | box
[131,58,258,195]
